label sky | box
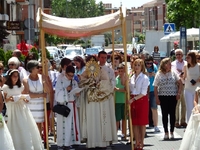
[96,0,152,8]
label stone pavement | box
[47,106,185,150]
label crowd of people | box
[1,45,200,150]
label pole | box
[39,5,50,150]
[111,9,115,69]
[120,7,134,150]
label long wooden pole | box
[111,9,115,69]
[120,7,134,150]
[39,5,50,150]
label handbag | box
[53,104,70,118]
[53,79,71,117]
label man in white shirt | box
[98,51,116,89]
[171,49,187,128]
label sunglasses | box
[9,64,15,66]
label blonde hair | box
[159,57,171,73]
[133,59,146,74]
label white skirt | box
[0,114,15,150]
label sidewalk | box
[47,106,185,150]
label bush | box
[0,48,6,65]
[30,47,39,60]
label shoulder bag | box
[53,79,71,117]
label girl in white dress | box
[179,86,200,150]
[0,90,15,150]
[2,69,44,150]
[55,65,80,150]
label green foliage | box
[51,0,105,18]
[105,38,109,46]
[19,54,25,62]
[73,39,85,45]
[0,48,6,65]
[104,32,112,44]
[48,0,105,45]
[5,50,13,66]
[30,47,39,60]
[167,0,200,30]
[134,32,145,44]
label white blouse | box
[130,72,149,95]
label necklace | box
[31,80,38,91]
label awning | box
[36,8,126,38]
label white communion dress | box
[179,87,200,150]
[2,84,44,150]
[0,113,15,150]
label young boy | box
[115,64,126,139]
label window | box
[134,13,137,16]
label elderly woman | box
[7,57,27,81]
[153,58,182,140]
[129,59,149,150]
[23,60,51,136]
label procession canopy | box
[36,7,127,38]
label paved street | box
[47,106,185,150]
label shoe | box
[154,126,160,132]
[164,134,169,140]
[175,123,180,128]
[170,133,174,139]
[180,122,187,128]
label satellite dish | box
[24,18,34,28]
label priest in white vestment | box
[79,55,117,148]
[55,65,80,149]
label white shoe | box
[170,133,174,139]
[154,126,160,132]
[164,134,169,140]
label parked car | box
[85,48,99,56]
[49,51,61,68]
[92,46,104,52]
[64,47,85,60]
[46,46,63,58]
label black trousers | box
[159,96,177,133]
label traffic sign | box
[164,23,175,35]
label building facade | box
[2,0,51,50]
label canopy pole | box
[111,9,115,69]
[120,7,134,150]
[39,7,49,150]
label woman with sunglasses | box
[55,65,80,150]
[2,69,44,150]
[7,57,27,82]
[145,56,160,132]
[23,60,51,137]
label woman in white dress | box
[55,65,80,150]
[23,60,51,136]
[2,69,44,150]
[179,86,200,150]
[0,89,15,150]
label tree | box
[51,0,105,18]
[166,0,200,30]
